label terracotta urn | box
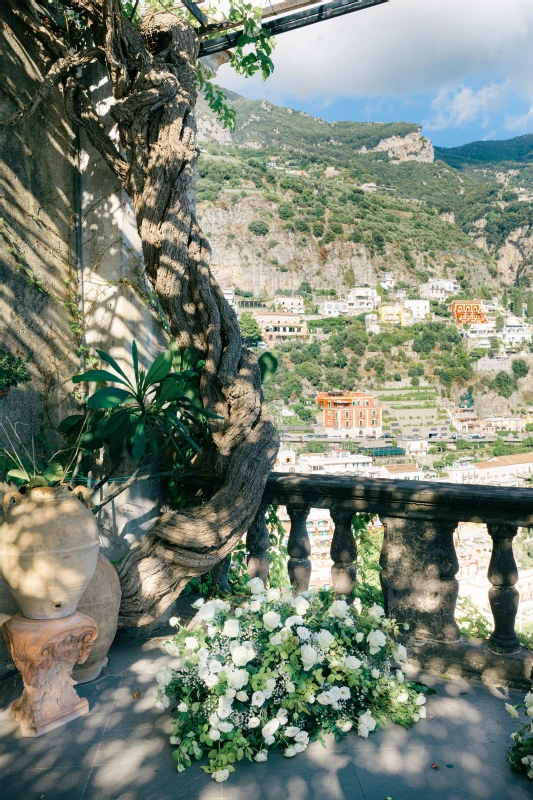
[0,485,99,620]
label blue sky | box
[218,0,533,148]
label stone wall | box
[0,11,166,562]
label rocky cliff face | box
[496,226,533,284]
[358,129,434,163]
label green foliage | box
[492,371,516,398]
[0,348,31,391]
[66,340,215,465]
[248,220,269,236]
[239,313,263,346]
[512,359,530,379]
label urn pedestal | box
[2,611,98,737]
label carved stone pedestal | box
[2,611,98,737]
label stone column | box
[2,611,98,737]
[329,507,357,598]
[380,516,459,641]
[246,499,270,584]
[487,523,520,654]
[287,504,311,595]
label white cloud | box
[506,105,533,131]
[218,0,533,104]
[424,84,506,130]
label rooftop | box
[383,463,421,473]
[474,452,533,469]
[0,634,530,800]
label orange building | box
[449,300,487,326]
[317,390,382,438]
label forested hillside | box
[196,92,533,296]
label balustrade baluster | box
[246,500,271,584]
[487,523,520,653]
[379,516,459,641]
[287,504,311,594]
[329,507,357,597]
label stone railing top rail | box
[263,473,533,526]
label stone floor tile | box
[0,767,92,800]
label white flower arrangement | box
[155,580,425,782]
[506,691,533,780]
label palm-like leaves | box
[61,341,220,466]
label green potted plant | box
[0,348,31,398]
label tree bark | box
[3,1,279,626]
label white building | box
[346,286,379,314]
[501,319,532,347]
[222,289,236,308]
[324,301,349,317]
[365,314,380,334]
[379,463,424,480]
[446,452,533,486]
[273,296,305,314]
[397,438,429,457]
[482,416,527,434]
[419,279,461,302]
[379,272,396,292]
[274,448,297,472]
[298,450,375,475]
[403,299,430,321]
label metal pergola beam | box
[199,0,389,57]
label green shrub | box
[248,220,269,236]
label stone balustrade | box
[244,473,533,688]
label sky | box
[216,0,533,148]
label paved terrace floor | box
[0,634,531,800]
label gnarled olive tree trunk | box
[3,1,279,626]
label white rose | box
[306,693,316,704]
[329,599,349,619]
[344,656,362,671]
[252,690,266,707]
[293,595,310,616]
[209,712,219,727]
[371,668,380,679]
[205,673,219,688]
[338,687,351,700]
[198,665,209,681]
[300,644,318,671]
[355,632,364,643]
[270,633,283,645]
[397,692,409,704]
[367,604,385,620]
[293,742,306,753]
[217,696,233,718]
[232,645,253,667]
[317,629,335,650]
[294,730,309,744]
[277,708,289,724]
[169,616,179,627]
[285,726,301,737]
[413,713,420,722]
[263,611,282,631]
[208,659,223,674]
[197,647,208,661]
[394,644,408,663]
[317,692,331,706]
[262,719,280,738]
[266,678,277,692]
[215,599,231,613]
[284,746,297,758]
[197,600,217,622]
[225,688,236,699]
[250,599,263,612]
[338,720,353,733]
[235,607,243,618]
[227,668,249,690]
[367,629,387,654]
[236,691,248,701]
[266,587,281,601]
[416,694,427,706]
[255,751,268,762]
[185,636,198,650]
[156,666,173,686]
[218,722,234,733]
[358,711,377,738]
[164,641,181,656]
[212,769,229,782]
[264,735,275,745]
[396,669,405,684]
[209,728,221,740]
[169,735,181,745]
[192,597,205,608]
[248,716,261,728]
[286,682,296,693]
[249,577,265,594]
[207,625,217,637]
[285,615,304,628]
[296,626,310,641]
[177,701,188,712]
[222,619,240,638]
[154,693,170,710]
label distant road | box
[279,434,515,445]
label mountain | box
[435,134,533,170]
[195,92,533,297]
